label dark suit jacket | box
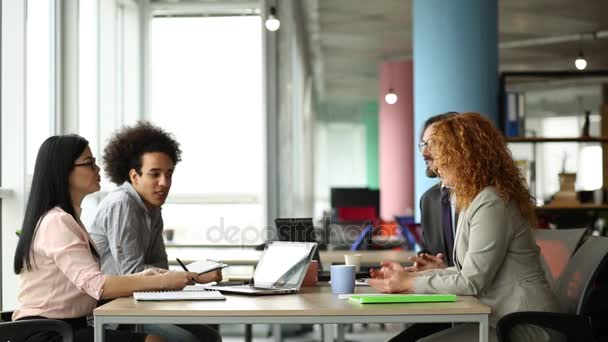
[419,183,455,266]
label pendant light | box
[574,34,587,70]
[385,63,398,104]
[385,88,398,105]
[265,6,280,31]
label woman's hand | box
[135,268,168,276]
[196,269,223,284]
[160,271,198,290]
[403,253,447,272]
[368,261,416,293]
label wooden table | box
[94,285,490,342]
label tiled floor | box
[220,323,404,342]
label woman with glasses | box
[370,114,559,342]
[13,135,198,342]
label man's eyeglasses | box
[418,141,429,152]
[74,158,98,169]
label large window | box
[3,0,145,310]
[80,0,143,226]
[79,0,98,153]
[2,0,55,310]
[150,16,265,245]
[26,0,55,175]
[115,0,140,125]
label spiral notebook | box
[133,290,226,301]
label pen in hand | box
[176,258,197,284]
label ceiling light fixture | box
[265,6,280,31]
[575,53,587,70]
[574,34,587,70]
[385,88,398,105]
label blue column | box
[413,0,498,220]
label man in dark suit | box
[389,112,458,342]
[415,112,459,269]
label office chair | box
[350,222,373,251]
[497,235,608,342]
[533,228,588,291]
[0,310,73,342]
[395,215,422,252]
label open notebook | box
[133,290,225,301]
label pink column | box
[379,60,414,220]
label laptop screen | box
[253,241,317,288]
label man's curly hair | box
[103,121,182,185]
[431,113,536,226]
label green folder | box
[348,294,457,304]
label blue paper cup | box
[330,265,356,294]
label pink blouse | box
[13,207,108,320]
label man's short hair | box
[103,121,182,185]
[420,112,459,141]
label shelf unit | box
[499,71,608,205]
[506,137,608,207]
[500,72,608,222]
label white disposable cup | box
[344,254,362,272]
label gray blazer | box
[414,186,559,326]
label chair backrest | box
[554,235,608,315]
[534,228,588,286]
[350,223,373,251]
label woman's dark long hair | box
[14,135,89,274]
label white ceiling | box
[305,0,608,106]
[151,0,608,107]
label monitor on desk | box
[274,218,321,264]
[330,188,380,221]
[275,218,369,280]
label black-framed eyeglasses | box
[74,158,98,169]
[418,141,429,152]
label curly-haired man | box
[88,122,221,342]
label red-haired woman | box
[370,113,560,342]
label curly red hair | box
[431,113,536,225]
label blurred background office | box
[2,0,608,322]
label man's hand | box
[160,271,198,290]
[368,261,415,293]
[403,253,447,272]
[196,269,223,284]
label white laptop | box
[208,241,317,295]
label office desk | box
[94,286,490,342]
